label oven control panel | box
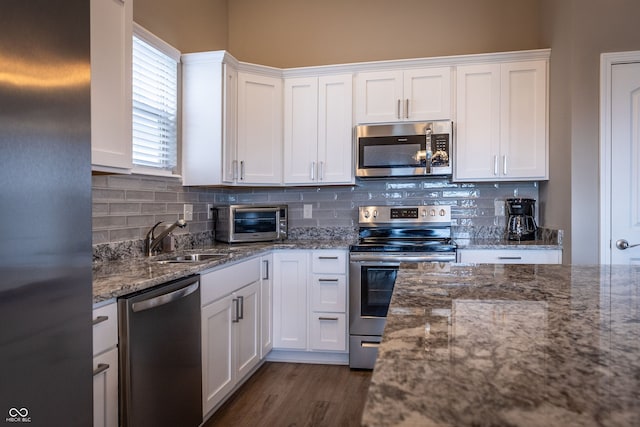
[359,205,451,224]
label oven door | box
[349,257,400,337]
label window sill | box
[132,166,182,179]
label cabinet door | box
[283,77,319,184]
[235,281,261,380]
[500,61,548,180]
[260,255,273,358]
[273,251,308,349]
[317,74,354,184]
[93,347,118,427]
[201,295,234,415]
[355,70,403,123]
[237,72,283,184]
[455,64,501,180]
[403,67,451,121]
[90,0,132,172]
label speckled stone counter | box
[92,240,351,303]
[362,263,640,427]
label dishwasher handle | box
[131,281,199,313]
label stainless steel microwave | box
[214,205,288,243]
[355,121,453,178]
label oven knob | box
[439,209,446,216]
[430,209,436,216]
[363,210,370,219]
[373,210,378,218]
[421,209,427,218]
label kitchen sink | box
[155,253,227,264]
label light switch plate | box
[303,204,313,219]
[494,200,505,216]
[207,204,214,220]
[184,204,193,221]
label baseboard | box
[265,349,349,365]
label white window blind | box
[132,27,179,172]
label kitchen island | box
[362,263,640,427]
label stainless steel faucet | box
[145,219,187,256]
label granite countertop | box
[362,263,640,427]
[92,239,351,303]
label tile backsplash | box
[92,174,539,247]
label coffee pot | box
[506,198,537,241]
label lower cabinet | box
[201,258,262,417]
[272,249,348,361]
[457,248,562,264]
[92,302,118,427]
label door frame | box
[599,50,640,263]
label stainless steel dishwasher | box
[118,275,202,427]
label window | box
[132,24,180,174]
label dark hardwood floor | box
[202,362,372,427]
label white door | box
[234,281,261,379]
[611,61,640,264]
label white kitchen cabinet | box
[200,258,262,416]
[182,51,237,185]
[92,302,118,427]
[455,60,548,181]
[457,248,562,264]
[235,72,283,185]
[90,0,132,173]
[283,74,354,185]
[272,251,308,349]
[355,67,451,123]
[260,254,273,358]
[272,250,348,355]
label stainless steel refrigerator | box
[0,1,93,426]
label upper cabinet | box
[354,67,451,124]
[283,74,354,185]
[90,0,133,173]
[235,72,284,185]
[455,60,548,181]
[182,52,236,186]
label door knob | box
[615,239,640,250]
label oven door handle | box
[349,253,456,263]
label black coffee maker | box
[506,198,537,241]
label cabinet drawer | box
[309,313,347,352]
[457,249,562,264]
[92,302,118,356]
[311,274,346,312]
[201,257,261,306]
[311,250,346,274]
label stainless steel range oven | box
[349,205,456,369]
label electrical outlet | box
[494,200,505,216]
[207,204,214,220]
[183,204,193,221]
[303,204,313,219]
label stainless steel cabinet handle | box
[318,161,324,181]
[498,256,522,260]
[318,256,339,260]
[503,155,508,175]
[131,282,199,313]
[240,161,245,181]
[232,298,240,323]
[233,160,238,180]
[311,161,316,180]
[397,99,401,119]
[92,315,108,326]
[238,296,244,320]
[318,278,339,282]
[405,99,409,119]
[494,155,498,176]
[262,260,270,280]
[616,239,640,250]
[318,316,338,321]
[93,363,110,376]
